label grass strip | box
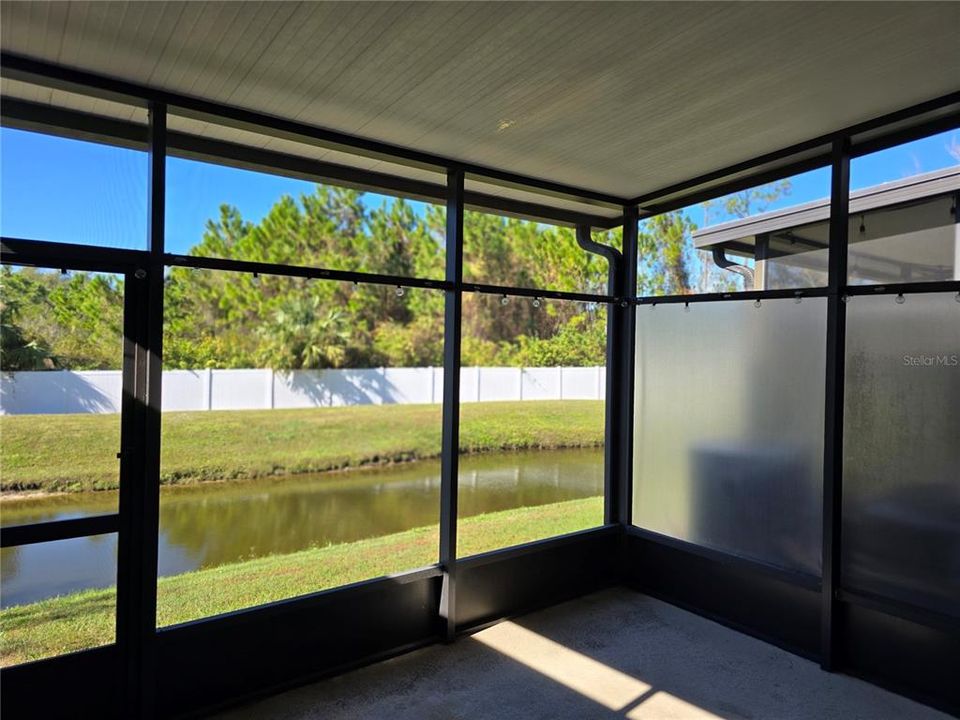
[0,400,604,494]
[0,496,602,666]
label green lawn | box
[0,496,603,666]
[0,401,604,494]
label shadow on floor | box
[213,587,950,720]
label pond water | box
[0,447,602,606]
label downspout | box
[576,225,624,528]
[711,247,755,286]
[576,225,622,292]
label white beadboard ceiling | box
[1,1,958,211]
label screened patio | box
[0,3,958,719]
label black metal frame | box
[1,56,958,720]
[820,137,850,671]
[0,514,120,547]
[623,113,960,714]
[439,167,465,641]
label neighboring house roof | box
[692,166,960,250]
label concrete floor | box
[214,588,950,720]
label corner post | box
[618,207,639,529]
[821,136,850,670]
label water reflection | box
[1,448,601,606]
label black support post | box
[618,207,640,528]
[139,99,166,719]
[116,100,166,718]
[439,166,465,641]
[115,260,147,717]
[821,137,850,671]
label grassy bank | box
[0,400,603,495]
[0,496,602,666]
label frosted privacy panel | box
[842,292,960,616]
[633,298,827,574]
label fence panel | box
[0,366,605,414]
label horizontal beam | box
[464,193,621,230]
[633,279,960,305]
[0,96,147,149]
[457,524,619,570]
[3,235,446,290]
[1,97,619,229]
[174,256,620,304]
[3,236,622,304]
[637,154,831,219]
[1,236,147,273]
[838,588,960,635]
[164,253,451,292]
[462,282,617,304]
[629,90,960,210]
[0,52,625,210]
[623,526,822,592]
[850,108,960,159]
[1,514,120,547]
[843,279,960,297]
[173,133,618,228]
[635,287,830,305]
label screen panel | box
[456,293,606,557]
[848,128,959,286]
[157,269,444,626]
[638,166,831,296]
[1,267,124,519]
[0,534,117,667]
[0,127,147,249]
[165,114,445,279]
[463,209,614,295]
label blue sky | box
[1,126,958,253]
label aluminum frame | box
[624,122,959,712]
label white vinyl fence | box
[0,366,606,415]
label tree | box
[0,266,122,370]
[638,179,793,295]
[2,267,54,370]
[514,311,606,366]
[1,305,55,371]
[638,211,698,296]
[7,180,717,372]
[258,296,351,369]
